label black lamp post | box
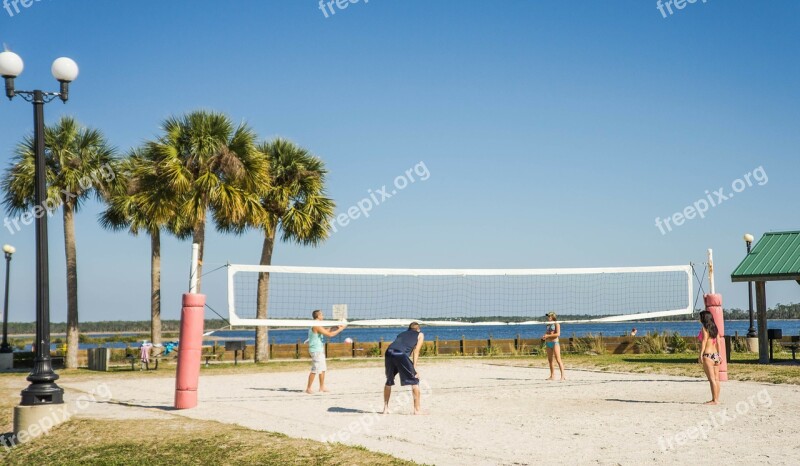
[744,233,756,338]
[1,244,15,353]
[0,50,79,405]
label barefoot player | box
[542,312,566,381]
[305,309,346,394]
[383,322,424,414]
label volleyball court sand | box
[63,360,800,465]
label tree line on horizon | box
[2,111,335,368]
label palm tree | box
[229,138,335,362]
[2,116,117,369]
[99,150,190,345]
[150,110,268,291]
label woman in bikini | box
[698,310,721,404]
[542,312,566,381]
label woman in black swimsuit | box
[698,311,721,405]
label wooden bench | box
[125,353,176,371]
[202,353,221,367]
[781,336,800,360]
[125,351,220,369]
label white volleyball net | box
[226,264,693,327]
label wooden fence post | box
[460,335,465,355]
[352,338,356,358]
[435,336,439,356]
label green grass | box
[0,418,418,465]
[3,350,798,385]
[520,352,800,384]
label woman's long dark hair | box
[699,311,719,339]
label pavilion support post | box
[755,281,769,364]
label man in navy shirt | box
[383,322,424,414]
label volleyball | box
[344,337,353,344]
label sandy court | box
[62,360,799,465]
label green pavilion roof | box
[731,231,800,282]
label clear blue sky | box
[0,0,798,323]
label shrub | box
[480,345,502,356]
[569,333,605,355]
[731,335,750,353]
[636,331,668,354]
[509,342,532,356]
[420,342,437,357]
[668,332,688,353]
[365,346,382,357]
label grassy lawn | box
[0,418,416,466]
[2,350,797,384]
[502,351,800,385]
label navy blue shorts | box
[385,349,419,386]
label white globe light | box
[51,57,79,82]
[744,233,754,243]
[2,244,15,254]
[0,51,24,77]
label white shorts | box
[310,351,327,374]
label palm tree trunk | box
[63,203,79,369]
[192,217,205,292]
[150,229,162,345]
[255,224,276,362]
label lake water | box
[28,319,800,350]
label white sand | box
[62,360,800,465]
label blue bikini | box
[545,323,559,349]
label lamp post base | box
[0,352,12,370]
[746,337,759,353]
[20,383,64,405]
[12,403,70,445]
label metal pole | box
[20,90,63,405]
[0,252,12,353]
[707,249,715,295]
[746,241,756,338]
[189,243,199,294]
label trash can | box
[225,341,246,365]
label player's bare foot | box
[305,389,314,394]
[546,377,554,381]
[704,400,718,405]
[320,387,329,393]
[560,377,567,381]
[382,407,390,414]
